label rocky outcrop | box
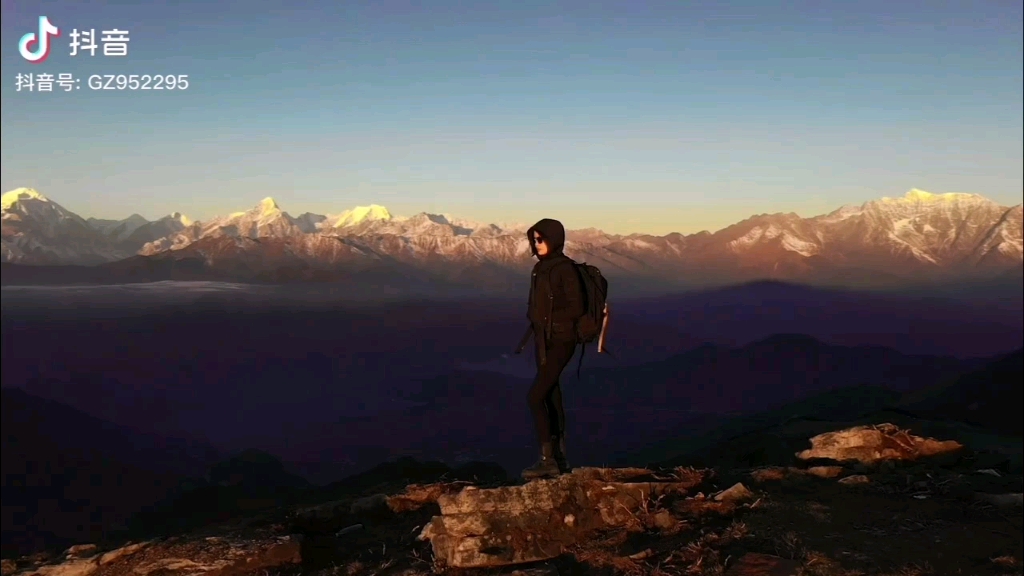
[417,467,718,568]
[795,423,962,464]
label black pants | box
[527,336,577,446]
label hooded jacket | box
[526,218,585,341]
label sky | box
[1,0,1021,235]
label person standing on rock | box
[518,218,585,479]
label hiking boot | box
[521,442,560,480]
[552,435,571,474]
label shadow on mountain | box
[630,348,1024,474]
[0,388,221,557]
[579,333,974,412]
[5,348,1023,571]
[317,456,508,500]
[2,278,1022,562]
[389,335,985,476]
[615,279,1023,358]
[7,280,1016,485]
[3,292,1008,480]
[126,448,312,537]
[128,455,509,549]
[0,386,516,558]
[899,348,1023,437]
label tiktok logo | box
[19,16,61,63]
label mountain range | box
[2,187,1021,291]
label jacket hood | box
[527,218,566,258]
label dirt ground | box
[733,466,1022,576]
[6,436,1020,576]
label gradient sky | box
[2,0,1021,234]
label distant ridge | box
[2,188,1021,291]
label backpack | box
[571,261,608,345]
[514,259,612,374]
[570,260,611,377]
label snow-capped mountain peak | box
[229,197,285,219]
[823,188,996,224]
[867,188,999,216]
[1,187,128,264]
[4,188,1021,288]
[257,197,281,216]
[333,204,392,228]
[1,187,49,210]
[820,204,865,222]
[878,188,991,208]
[1,187,88,229]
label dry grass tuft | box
[672,497,736,519]
[750,467,789,483]
[569,522,748,576]
[671,466,711,485]
[883,564,935,576]
[308,561,366,576]
[798,551,864,576]
[572,530,647,576]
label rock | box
[63,545,96,559]
[714,482,754,503]
[796,423,962,465]
[98,541,150,565]
[750,467,789,482]
[650,509,677,530]
[133,535,301,576]
[628,549,654,560]
[295,482,471,522]
[336,524,364,536]
[724,552,800,575]
[2,559,17,576]
[806,466,844,479]
[386,482,472,513]
[418,466,707,568]
[19,559,97,576]
[750,466,844,482]
[975,493,1024,508]
[133,559,206,575]
[837,475,871,485]
[18,533,301,576]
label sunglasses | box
[533,236,546,244]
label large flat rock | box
[419,467,707,569]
